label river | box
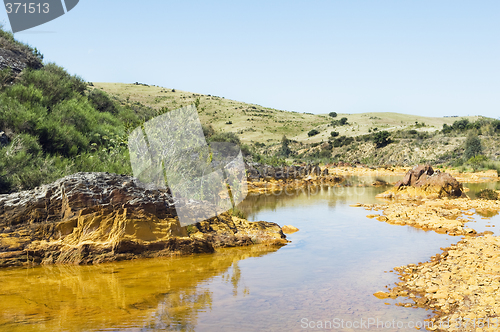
[0,177,498,331]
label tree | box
[280,135,291,157]
[464,132,482,161]
[339,117,348,125]
[329,112,337,118]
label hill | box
[92,82,479,145]
[93,82,499,168]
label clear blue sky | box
[1,1,499,117]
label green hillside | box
[93,82,479,145]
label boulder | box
[395,164,434,187]
[378,165,463,199]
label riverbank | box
[352,166,500,331]
[354,198,500,236]
[382,235,500,332]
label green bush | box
[329,112,337,118]
[330,131,339,137]
[477,189,498,200]
[240,144,252,156]
[308,129,320,137]
[202,124,215,138]
[331,135,354,148]
[464,132,482,161]
[279,135,291,157]
[17,63,86,109]
[331,117,348,126]
[373,131,391,148]
[208,132,241,145]
[88,89,117,114]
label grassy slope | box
[93,82,479,145]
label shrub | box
[208,132,241,145]
[240,144,252,156]
[17,63,87,109]
[467,155,488,172]
[464,132,482,161]
[229,207,247,219]
[331,117,348,126]
[202,124,215,138]
[329,112,337,118]
[330,131,339,137]
[331,135,354,148]
[308,129,320,137]
[373,131,391,148]
[280,135,291,157]
[477,189,498,200]
[88,89,117,114]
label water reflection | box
[463,181,500,199]
[0,245,279,332]
[240,177,394,219]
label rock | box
[373,291,390,299]
[0,46,43,84]
[372,179,388,186]
[396,164,434,187]
[0,131,9,146]
[312,165,321,176]
[379,165,463,199]
[245,162,343,194]
[282,225,299,234]
[0,172,287,267]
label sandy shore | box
[353,198,500,236]
[326,166,499,184]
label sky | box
[1,0,499,118]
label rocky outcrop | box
[246,162,344,194]
[246,163,323,181]
[0,172,287,267]
[377,165,463,199]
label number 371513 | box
[5,3,49,14]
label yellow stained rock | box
[281,225,299,234]
[373,291,390,299]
